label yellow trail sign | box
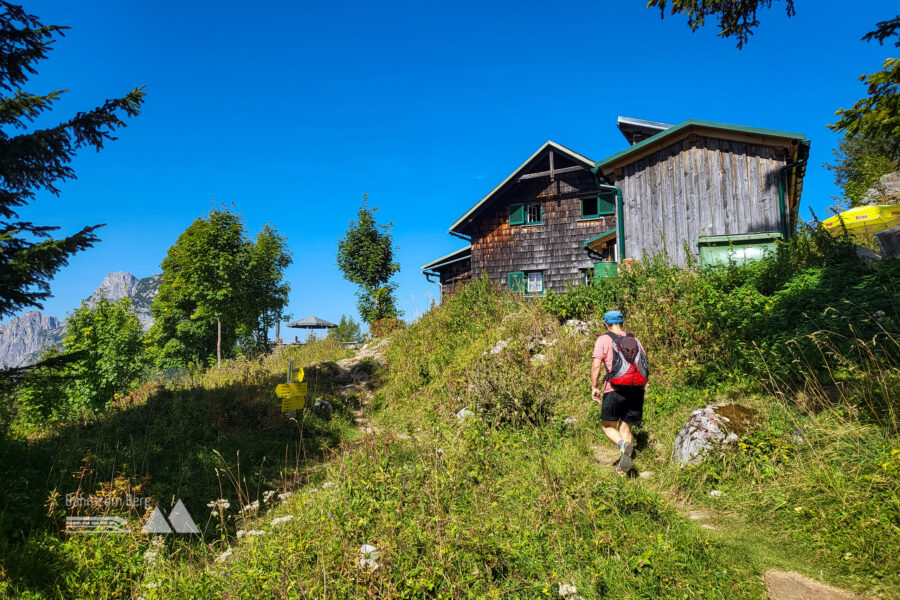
[288,365,305,382]
[275,382,307,398]
[281,395,307,412]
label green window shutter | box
[597,192,616,215]
[509,203,524,225]
[507,271,525,294]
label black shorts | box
[601,388,645,426]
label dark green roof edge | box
[594,119,807,171]
[421,245,472,271]
[582,229,617,249]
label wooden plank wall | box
[438,259,472,300]
[470,168,615,293]
[614,136,788,267]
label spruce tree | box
[0,2,145,318]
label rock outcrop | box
[860,171,900,206]
[673,403,755,466]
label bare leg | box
[618,421,634,446]
[602,420,622,447]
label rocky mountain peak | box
[0,271,161,368]
[87,271,140,307]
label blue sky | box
[12,0,899,327]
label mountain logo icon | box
[142,499,200,534]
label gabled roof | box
[595,119,806,174]
[449,141,594,236]
[421,245,471,272]
[617,116,672,145]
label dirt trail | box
[587,442,879,598]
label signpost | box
[278,360,307,416]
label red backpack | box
[603,332,649,388]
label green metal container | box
[698,232,783,267]
[593,262,618,280]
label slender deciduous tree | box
[336,196,401,325]
[150,209,292,371]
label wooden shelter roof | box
[421,245,471,272]
[594,119,807,175]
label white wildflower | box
[263,490,276,503]
[357,545,381,572]
[321,481,336,489]
[709,490,724,497]
[241,500,260,514]
[271,515,294,527]
[277,492,292,501]
[207,498,230,516]
[559,582,578,597]
[215,548,233,563]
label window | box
[508,271,544,295]
[581,268,593,285]
[507,271,525,294]
[509,204,524,225]
[509,202,542,226]
[580,193,616,220]
[526,271,544,295]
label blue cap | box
[603,310,623,324]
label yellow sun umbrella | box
[822,205,900,236]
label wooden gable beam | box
[518,151,588,181]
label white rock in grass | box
[709,490,725,497]
[487,339,509,355]
[456,407,474,420]
[559,582,578,597]
[532,353,546,365]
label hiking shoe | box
[618,441,634,473]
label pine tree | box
[0,2,145,319]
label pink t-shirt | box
[592,333,644,394]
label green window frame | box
[580,193,616,220]
[510,203,543,226]
[507,271,526,294]
[509,203,525,225]
[525,271,544,296]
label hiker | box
[591,310,649,476]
